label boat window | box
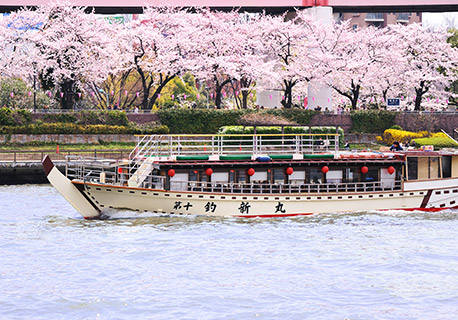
[308,168,322,184]
[229,170,236,182]
[289,170,305,185]
[344,168,358,183]
[170,173,188,191]
[442,156,452,178]
[327,170,343,184]
[380,168,396,189]
[238,170,247,183]
[417,157,440,179]
[363,167,379,182]
[251,170,268,182]
[212,172,228,182]
[407,157,418,180]
[429,157,440,179]
[189,170,198,181]
[273,169,285,184]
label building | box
[337,12,422,29]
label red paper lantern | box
[387,166,395,175]
[118,167,123,174]
[247,168,255,176]
[168,169,175,177]
[286,167,294,175]
[205,168,213,176]
[321,166,329,174]
[361,166,369,174]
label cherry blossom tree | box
[391,23,458,111]
[6,0,118,109]
[323,24,402,110]
[256,11,329,109]
[119,6,194,110]
[185,9,246,109]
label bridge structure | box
[0,0,457,14]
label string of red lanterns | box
[165,166,395,179]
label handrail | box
[167,179,402,194]
[0,149,130,163]
[131,133,340,158]
[134,133,341,137]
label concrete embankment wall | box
[0,162,64,185]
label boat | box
[42,133,458,219]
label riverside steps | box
[0,150,129,185]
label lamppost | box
[99,88,109,109]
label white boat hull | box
[76,179,458,218]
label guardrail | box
[131,133,340,160]
[0,149,131,163]
[173,180,403,194]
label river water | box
[1,184,458,319]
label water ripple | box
[1,185,458,319]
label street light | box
[99,88,109,109]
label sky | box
[423,12,458,29]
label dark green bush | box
[43,113,78,123]
[156,109,320,134]
[350,110,397,133]
[264,109,319,125]
[218,125,345,147]
[0,107,32,126]
[0,123,169,135]
[157,109,248,133]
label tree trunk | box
[282,81,293,109]
[147,74,175,110]
[414,81,428,111]
[60,80,74,109]
[414,90,422,111]
[214,77,232,109]
[350,81,360,110]
[241,91,249,109]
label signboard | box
[387,98,400,106]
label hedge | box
[0,123,169,135]
[42,110,130,126]
[377,129,447,145]
[413,137,458,149]
[350,110,396,133]
[0,107,32,126]
[218,125,345,147]
[157,109,248,133]
[156,109,321,134]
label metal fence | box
[0,149,130,163]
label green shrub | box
[105,111,129,126]
[414,137,458,149]
[0,106,13,126]
[264,109,319,125]
[157,109,321,134]
[351,110,397,133]
[0,107,32,126]
[218,125,345,147]
[43,113,78,123]
[157,109,248,133]
[390,125,403,130]
[0,122,169,135]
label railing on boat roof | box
[129,133,341,161]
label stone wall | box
[394,113,458,134]
[310,114,352,132]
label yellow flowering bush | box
[381,129,446,145]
